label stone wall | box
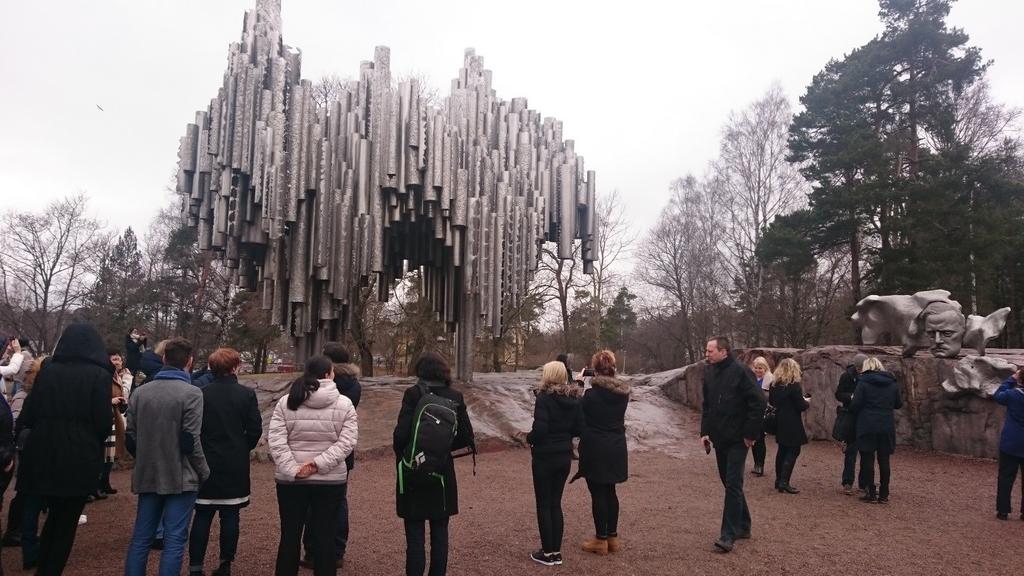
[659,345,1024,459]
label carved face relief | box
[924,308,965,357]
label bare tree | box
[311,74,351,110]
[586,189,637,345]
[0,194,105,351]
[712,85,807,345]
[635,176,731,363]
[535,241,590,352]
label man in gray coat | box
[124,337,209,576]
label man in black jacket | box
[699,337,766,553]
[301,342,362,569]
[835,353,867,494]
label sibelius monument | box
[173,0,597,379]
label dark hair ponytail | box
[287,355,333,411]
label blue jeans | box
[124,492,197,576]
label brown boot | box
[607,536,621,553]
[582,537,608,556]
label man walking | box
[699,337,766,553]
[124,338,209,576]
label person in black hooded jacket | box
[15,323,112,575]
[577,350,630,557]
[526,361,584,566]
[849,357,903,503]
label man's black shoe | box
[996,512,1008,520]
[714,539,734,553]
[1,533,21,547]
[151,537,164,550]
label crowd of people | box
[0,327,1021,575]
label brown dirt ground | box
[3,437,1022,576]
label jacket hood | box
[592,375,630,396]
[335,363,360,378]
[304,379,341,409]
[51,323,113,373]
[860,370,897,387]
[550,392,582,409]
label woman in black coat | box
[768,359,810,494]
[577,350,630,557]
[849,357,903,503]
[15,323,112,575]
[393,352,475,576]
[526,361,584,566]
[187,348,262,576]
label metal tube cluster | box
[175,0,597,377]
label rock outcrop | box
[659,346,1023,459]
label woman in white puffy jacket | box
[268,355,358,576]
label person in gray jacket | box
[123,337,210,576]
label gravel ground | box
[3,436,1021,576]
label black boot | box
[211,561,231,576]
[779,459,800,494]
[859,485,877,503]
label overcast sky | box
[1,0,1020,244]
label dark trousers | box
[996,451,1024,515]
[774,444,802,486]
[585,480,619,539]
[404,517,449,576]
[19,495,43,569]
[532,452,571,553]
[751,435,766,469]
[302,482,349,560]
[99,462,114,490]
[714,443,751,542]
[189,506,241,571]
[5,492,21,537]
[842,441,860,487]
[275,483,344,576]
[35,496,87,576]
[859,449,892,499]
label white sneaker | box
[78,514,87,525]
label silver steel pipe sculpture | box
[175,0,597,379]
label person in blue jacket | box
[993,368,1024,521]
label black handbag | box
[763,405,778,435]
[832,407,854,442]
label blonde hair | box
[862,357,885,372]
[772,358,802,385]
[154,339,170,356]
[751,357,771,372]
[537,361,579,397]
[23,355,47,392]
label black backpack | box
[398,383,460,494]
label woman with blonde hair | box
[769,359,809,494]
[526,361,584,566]
[749,357,774,477]
[849,356,902,503]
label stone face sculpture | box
[851,289,1010,357]
[941,355,1018,398]
[173,0,596,378]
